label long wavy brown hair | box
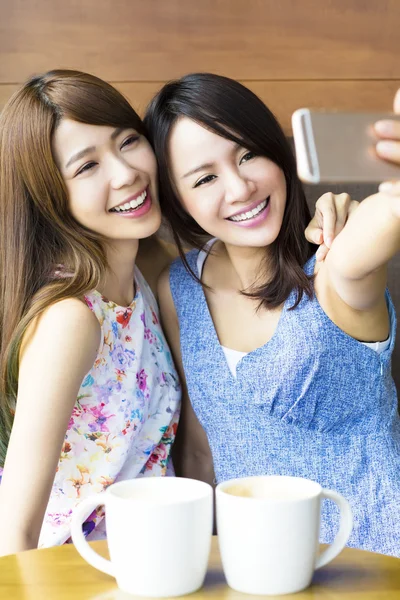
[0,70,147,465]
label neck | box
[100,239,139,306]
[222,242,269,291]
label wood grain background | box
[1,0,400,132]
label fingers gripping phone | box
[292,109,400,184]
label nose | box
[224,170,256,204]
[109,155,138,189]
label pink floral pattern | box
[39,268,181,548]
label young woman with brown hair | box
[0,70,181,555]
[145,73,400,556]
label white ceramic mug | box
[71,477,213,597]
[216,475,353,596]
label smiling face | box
[168,118,287,249]
[53,119,161,244]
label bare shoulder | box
[41,296,98,324]
[21,297,101,364]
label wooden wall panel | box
[1,2,400,132]
[1,1,400,83]
[2,80,400,135]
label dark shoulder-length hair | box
[144,72,317,310]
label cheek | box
[272,165,286,190]
[260,162,285,185]
[278,173,287,199]
[261,164,287,204]
[278,168,286,187]
[138,145,158,177]
[146,154,158,177]
[66,181,103,217]
[180,191,217,224]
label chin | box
[138,219,162,239]
[224,230,280,249]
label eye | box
[75,161,97,176]
[121,134,140,150]
[194,174,217,188]
[240,151,256,165]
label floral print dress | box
[7,267,180,547]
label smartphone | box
[292,109,400,184]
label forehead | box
[52,119,118,163]
[169,118,240,173]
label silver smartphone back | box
[292,109,400,184]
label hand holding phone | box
[375,89,400,194]
[292,109,400,184]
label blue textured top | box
[170,249,400,556]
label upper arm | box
[157,268,215,485]
[0,298,100,552]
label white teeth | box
[112,190,147,212]
[229,198,268,222]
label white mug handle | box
[70,494,114,577]
[315,488,353,569]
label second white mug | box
[216,475,353,596]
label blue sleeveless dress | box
[170,250,400,556]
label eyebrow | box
[65,127,127,169]
[182,162,215,179]
[181,142,242,179]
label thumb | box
[394,89,400,114]
[379,181,400,195]
[304,223,323,245]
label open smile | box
[109,187,153,219]
[109,188,148,213]
[227,197,270,222]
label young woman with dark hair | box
[145,73,400,556]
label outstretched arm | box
[320,190,400,311]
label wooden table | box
[0,537,399,600]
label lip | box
[110,186,148,212]
[225,197,269,219]
[113,189,153,219]
[228,197,271,228]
